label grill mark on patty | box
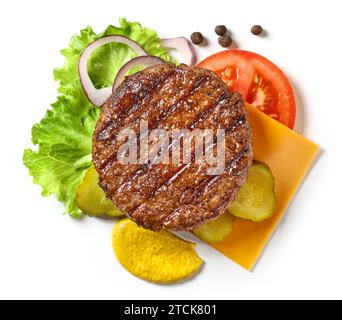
[164,146,251,228]
[129,114,250,216]
[109,116,249,219]
[118,70,180,121]
[196,145,251,198]
[96,70,178,142]
[114,90,232,201]
[98,74,212,172]
[93,64,253,231]
[118,118,248,216]
[102,69,209,142]
[225,114,247,133]
[189,93,231,129]
[164,151,251,229]
[134,146,251,230]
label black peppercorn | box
[191,32,204,45]
[251,25,263,36]
[218,35,232,48]
[215,25,227,36]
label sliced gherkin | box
[76,166,124,218]
[194,212,235,243]
[229,161,277,222]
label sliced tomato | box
[198,50,296,128]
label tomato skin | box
[198,50,296,129]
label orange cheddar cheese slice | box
[211,104,319,271]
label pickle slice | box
[76,166,124,218]
[193,212,235,243]
[229,161,277,222]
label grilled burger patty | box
[93,64,253,231]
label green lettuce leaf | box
[23,18,173,218]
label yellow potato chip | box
[112,219,203,284]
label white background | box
[0,0,341,300]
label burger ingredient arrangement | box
[23,19,318,283]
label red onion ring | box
[161,37,196,66]
[112,56,166,92]
[78,36,146,107]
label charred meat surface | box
[93,64,253,231]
